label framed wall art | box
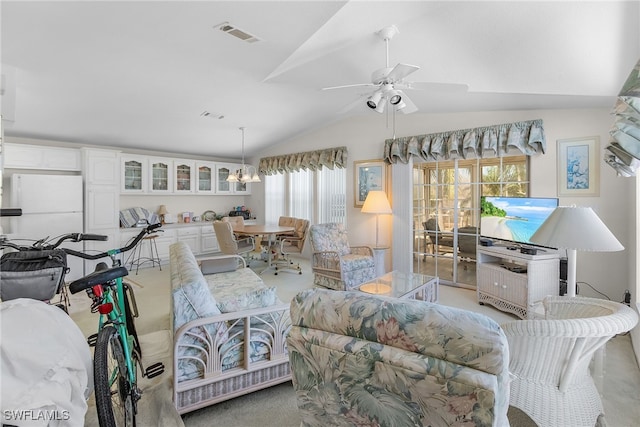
[354,159,386,207]
[557,136,599,197]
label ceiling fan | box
[323,25,468,114]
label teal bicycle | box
[67,223,164,427]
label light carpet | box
[69,254,640,427]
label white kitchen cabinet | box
[86,186,119,231]
[174,160,195,193]
[83,148,121,274]
[215,162,251,194]
[200,224,219,253]
[121,154,147,193]
[4,143,81,171]
[215,163,233,194]
[120,227,176,268]
[196,161,215,194]
[85,148,120,186]
[149,157,173,193]
[177,226,200,253]
[476,245,560,319]
[154,228,176,263]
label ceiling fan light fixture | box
[367,91,383,109]
[394,99,407,110]
[375,97,387,113]
[388,90,402,105]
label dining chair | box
[213,221,255,261]
[274,218,309,275]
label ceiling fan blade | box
[322,82,377,91]
[395,91,418,114]
[336,97,367,115]
[399,81,469,93]
[385,63,420,83]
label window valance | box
[383,119,546,164]
[258,146,348,175]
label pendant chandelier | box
[226,127,261,183]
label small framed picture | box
[557,136,599,197]
[354,160,386,207]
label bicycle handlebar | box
[63,223,162,261]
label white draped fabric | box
[383,119,546,164]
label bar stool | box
[127,234,162,274]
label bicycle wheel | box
[94,325,136,427]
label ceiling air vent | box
[217,22,261,43]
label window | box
[265,167,346,225]
[413,155,529,287]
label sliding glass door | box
[413,156,529,288]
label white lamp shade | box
[361,191,392,214]
[530,206,623,252]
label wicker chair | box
[308,223,376,291]
[501,296,638,427]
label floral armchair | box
[287,289,511,427]
[308,223,376,290]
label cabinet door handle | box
[502,285,507,289]
[493,282,499,287]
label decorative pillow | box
[172,280,228,341]
[216,287,281,313]
[119,207,159,228]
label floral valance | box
[383,119,546,164]
[258,146,348,175]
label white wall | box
[253,107,634,304]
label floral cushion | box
[287,289,510,427]
[309,222,350,256]
[216,287,282,313]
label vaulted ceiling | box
[2,1,638,158]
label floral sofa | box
[287,288,511,427]
[309,222,376,291]
[170,242,291,414]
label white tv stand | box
[476,244,560,319]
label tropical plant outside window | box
[413,155,529,288]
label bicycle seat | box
[69,266,129,294]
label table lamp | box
[361,190,392,248]
[158,205,168,224]
[529,206,623,297]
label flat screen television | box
[480,196,558,248]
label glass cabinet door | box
[121,157,145,192]
[174,161,194,192]
[196,162,214,193]
[215,164,232,194]
[150,159,171,193]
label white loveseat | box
[170,242,291,414]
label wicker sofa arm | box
[174,303,291,380]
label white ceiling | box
[2,1,639,159]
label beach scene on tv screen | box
[481,197,557,244]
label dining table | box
[231,224,295,274]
